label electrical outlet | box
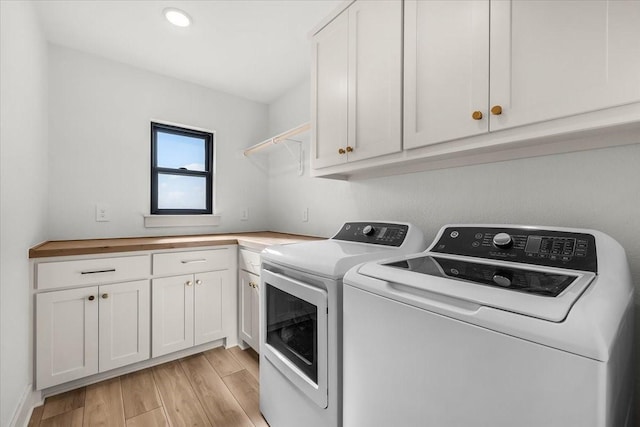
[302,207,309,222]
[241,208,249,221]
[95,203,110,222]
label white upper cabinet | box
[404,0,490,149]
[490,0,640,131]
[405,0,640,150]
[313,11,348,169]
[312,0,402,168]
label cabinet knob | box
[88,295,95,301]
[195,279,202,285]
[472,111,483,120]
[101,293,109,299]
[186,280,193,287]
[491,105,503,115]
[338,148,346,155]
[346,146,354,153]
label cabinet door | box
[98,280,150,372]
[404,0,489,149]
[36,287,99,389]
[239,270,259,349]
[194,271,226,346]
[152,274,193,357]
[490,0,640,131]
[250,277,260,353]
[312,10,349,169]
[347,0,402,162]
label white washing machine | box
[259,221,428,427]
[343,224,635,427]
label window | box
[151,122,214,215]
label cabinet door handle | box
[346,146,353,153]
[181,259,207,264]
[88,295,95,301]
[102,293,109,299]
[195,279,202,285]
[491,105,503,115]
[186,280,193,286]
[338,148,346,155]
[81,268,116,275]
[472,111,483,120]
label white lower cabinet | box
[98,280,150,372]
[36,280,149,389]
[239,270,260,351]
[34,246,237,390]
[152,270,229,357]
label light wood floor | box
[28,346,267,427]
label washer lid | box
[262,240,417,279]
[357,253,595,322]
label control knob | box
[492,271,513,288]
[492,232,513,249]
[362,225,375,236]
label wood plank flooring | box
[29,347,266,427]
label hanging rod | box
[243,122,311,156]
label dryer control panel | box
[333,222,408,247]
[431,226,597,272]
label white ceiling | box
[34,0,342,104]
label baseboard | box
[9,384,42,427]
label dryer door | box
[261,268,328,408]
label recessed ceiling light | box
[164,8,191,27]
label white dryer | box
[343,225,635,427]
[260,221,427,427]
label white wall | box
[268,79,640,417]
[47,45,270,239]
[0,1,49,425]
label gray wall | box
[47,45,271,239]
[267,79,640,419]
[0,2,49,425]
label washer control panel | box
[432,226,597,272]
[333,222,408,247]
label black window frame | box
[150,122,214,215]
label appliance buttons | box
[450,231,459,238]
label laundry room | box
[1,1,639,426]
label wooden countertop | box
[29,232,323,258]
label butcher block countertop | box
[29,232,323,258]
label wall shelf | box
[244,122,310,176]
[243,122,310,156]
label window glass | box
[157,174,207,210]
[157,132,206,171]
